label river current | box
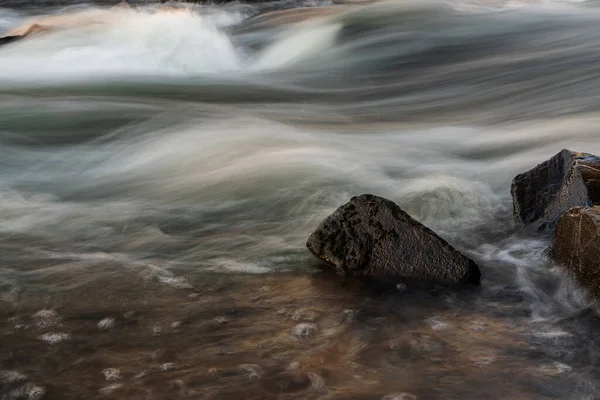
[1,1,600,399]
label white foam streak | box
[253,21,342,71]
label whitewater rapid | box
[0,0,599,308]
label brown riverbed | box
[1,268,579,400]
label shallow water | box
[1,0,600,398]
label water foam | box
[0,6,241,84]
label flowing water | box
[1,0,600,399]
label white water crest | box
[252,21,343,70]
[0,5,242,83]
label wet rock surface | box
[511,149,600,231]
[306,194,481,285]
[551,206,600,299]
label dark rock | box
[550,206,600,299]
[0,36,22,47]
[306,194,480,285]
[511,149,600,231]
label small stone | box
[33,309,61,329]
[102,368,121,381]
[39,332,69,344]
[292,323,317,339]
[98,317,115,331]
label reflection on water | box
[1,0,600,398]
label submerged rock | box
[306,194,480,285]
[511,149,600,231]
[551,206,600,298]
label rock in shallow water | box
[551,206,600,299]
[511,149,600,231]
[306,194,480,285]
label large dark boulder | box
[511,149,600,231]
[306,194,480,285]
[551,206,600,299]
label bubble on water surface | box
[98,317,115,330]
[292,323,317,339]
[238,364,263,379]
[33,309,61,329]
[159,363,175,372]
[39,332,69,344]
[102,368,121,381]
[425,316,448,331]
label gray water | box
[1,1,600,398]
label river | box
[1,0,600,399]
